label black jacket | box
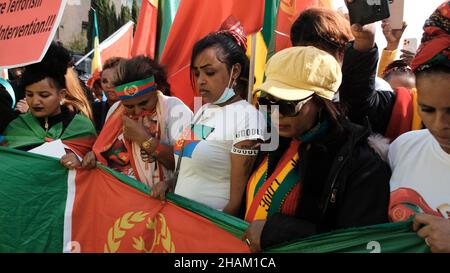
[260,118,391,249]
[0,79,23,134]
[340,43,396,136]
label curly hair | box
[21,41,71,90]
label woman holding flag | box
[388,1,450,253]
[82,56,193,190]
[1,42,97,169]
[242,46,391,252]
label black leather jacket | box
[261,118,391,249]
[340,43,396,136]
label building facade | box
[56,0,135,53]
[56,0,91,48]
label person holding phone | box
[337,0,422,141]
[377,19,417,90]
[377,20,408,78]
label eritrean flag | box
[0,147,249,253]
[0,147,429,253]
[3,112,96,157]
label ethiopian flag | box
[0,147,429,253]
[91,8,102,74]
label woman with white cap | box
[242,46,391,252]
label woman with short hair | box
[2,42,97,169]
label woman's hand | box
[381,20,407,51]
[60,152,81,170]
[243,220,266,253]
[151,179,175,201]
[15,99,29,113]
[413,213,450,253]
[122,115,149,145]
[81,151,97,169]
[351,23,376,52]
[344,0,376,52]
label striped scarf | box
[245,121,328,222]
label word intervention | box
[174,257,277,270]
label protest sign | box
[0,0,67,68]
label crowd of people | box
[0,0,449,253]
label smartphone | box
[348,0,390,26]
[387,0,405,30]
[403,38,418,54]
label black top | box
[259,118,391,249]
[0,79,24,134]
[92,100,111,133]
[340,42,396,135]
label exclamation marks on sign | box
[45,15,56,32]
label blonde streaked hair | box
[64,67,93,121]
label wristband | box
[231,146,259,156]
[152,143,164,158]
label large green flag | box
[0,147,429,253]
[267,221,429,253]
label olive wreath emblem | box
[104,211,175,253]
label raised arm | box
[340,23,396,134]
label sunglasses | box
[258,94,313,117]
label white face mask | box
[212,65,236,105]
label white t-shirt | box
[174,100,267,210]
[103,94,193,187]
[388,129,450,221]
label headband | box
[114,76,156,100]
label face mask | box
[212,65,236,105]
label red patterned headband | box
[217,16,248,50]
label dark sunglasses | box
[257,94,313,117]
